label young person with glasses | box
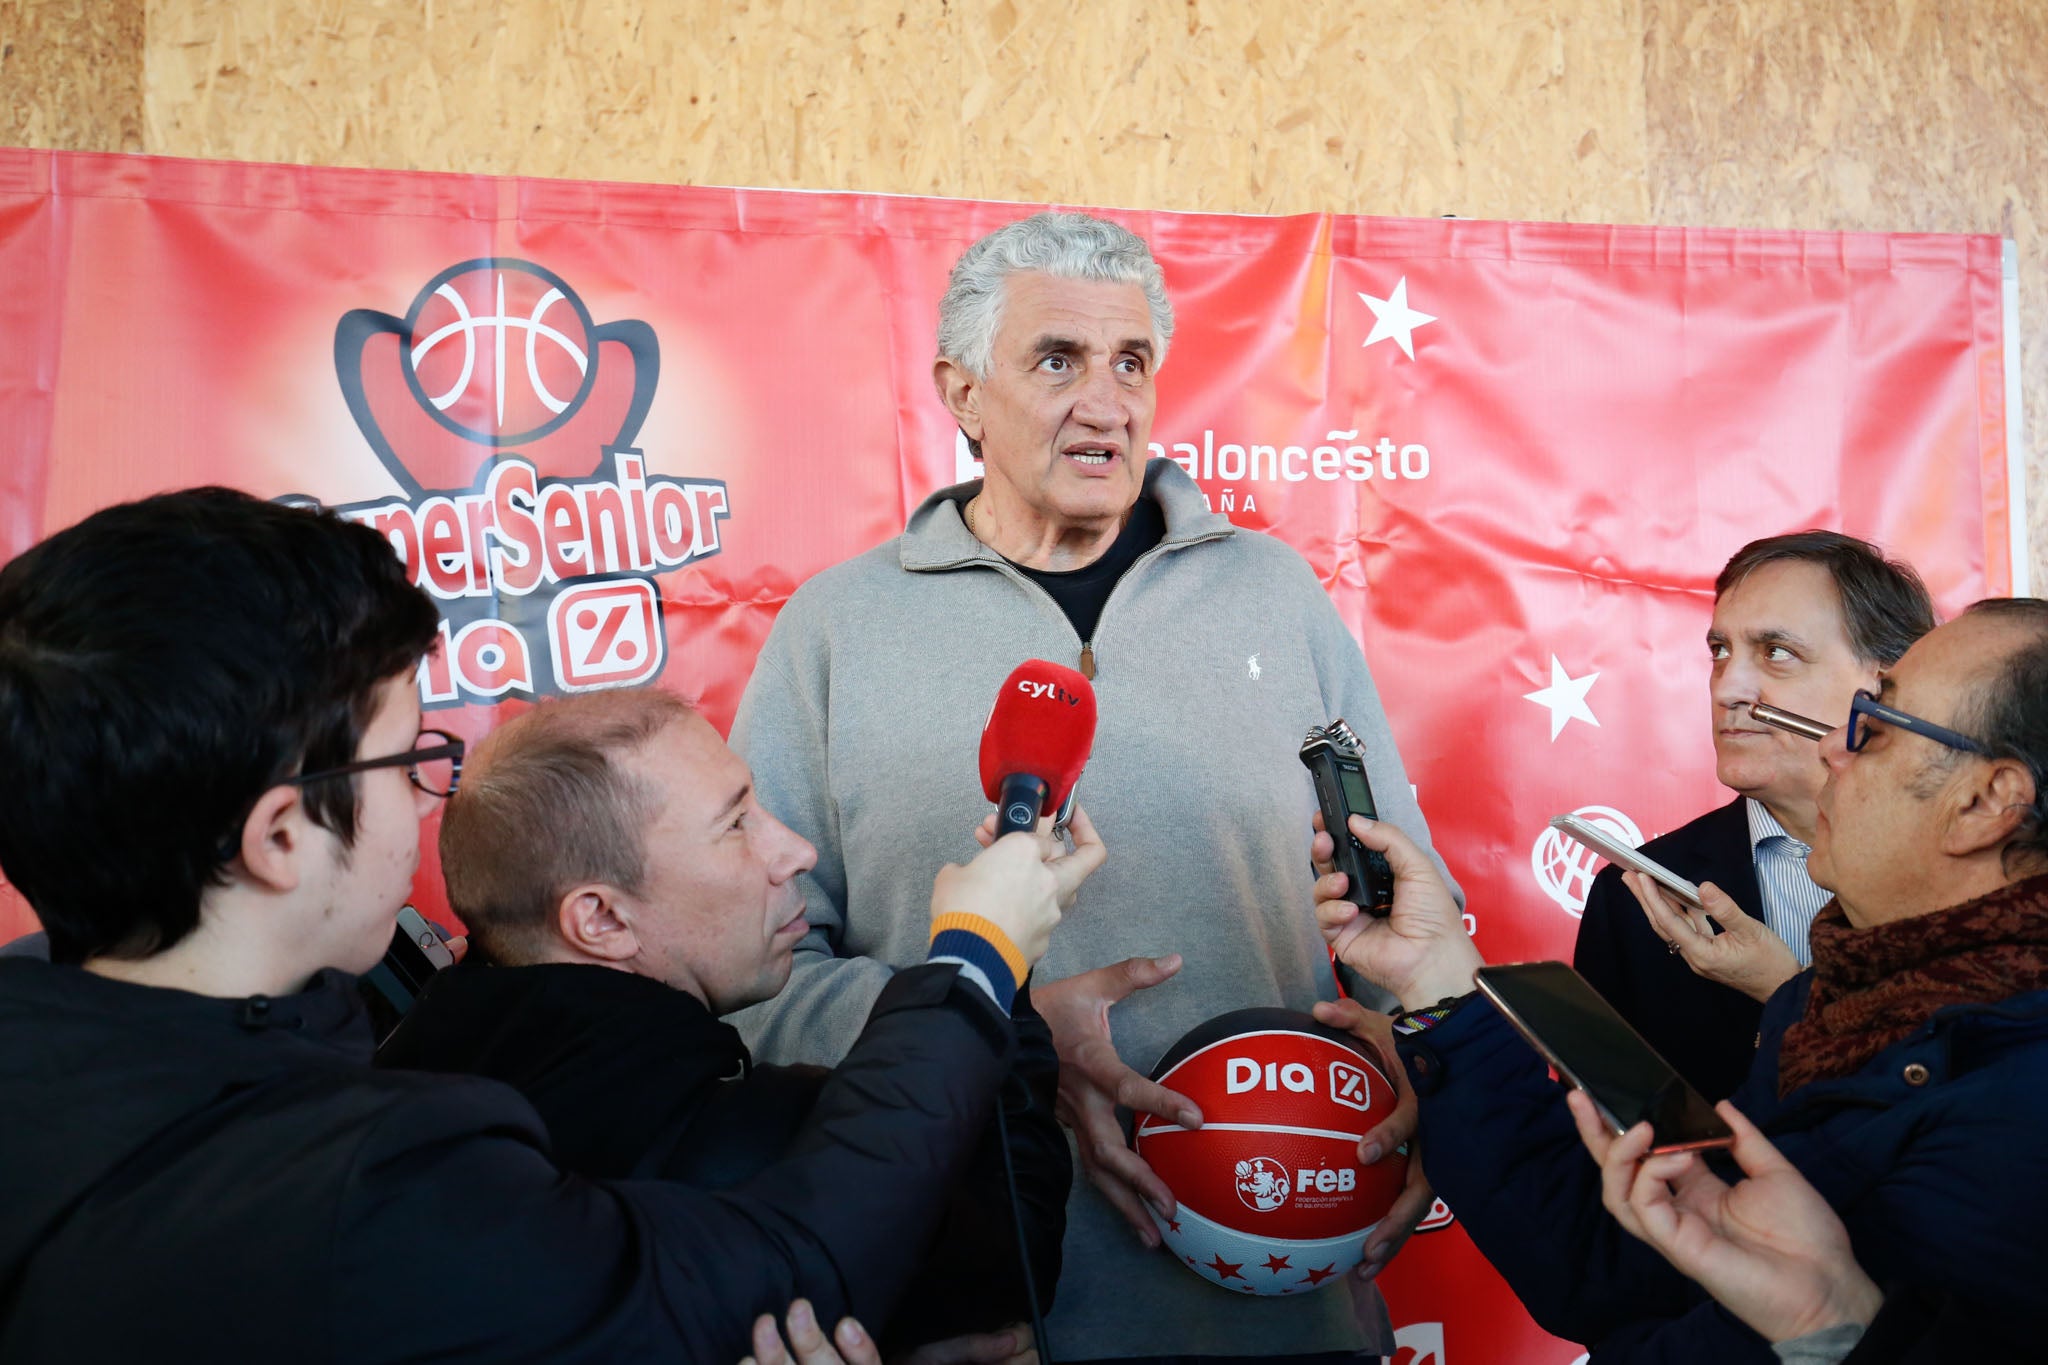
[0,487,1085,1363]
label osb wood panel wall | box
[3,0,2044,588]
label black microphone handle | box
[995,771,1051,839]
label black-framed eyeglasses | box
[1846,691,1984,757]
[288,729,465,798]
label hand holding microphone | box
[1312,812,1482,1013]
[971,658,1108,916]
[932,835,1068,969]
[975,662,1207,1245]
[928,662,1108,994]
[979,660,1096,838]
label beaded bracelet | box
[1390,991,1475,1036]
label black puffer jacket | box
[377,960,1070,1351]
[0,957,1013,1363]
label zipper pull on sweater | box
[1079,642,1096,680]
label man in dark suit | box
[1573,531,1934,1099]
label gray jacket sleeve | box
[727,616,897,1067]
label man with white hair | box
[731,212,1456,1362]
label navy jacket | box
[0,957,1016,1363]
[377,960,1069,1351]
[1572,796,1766,1101]
[1403,974,2048,1362]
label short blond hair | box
[439,688,693,963]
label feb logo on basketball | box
[1135,1008,1408,1296]
[323,258,732,708]
[1234,1157,1291,1212]
[1531,804,1644,916]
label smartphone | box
[358,905,454,1038]
[1475,962,1733,1153]
[1299,720,1394,916]
[1550,814,1704,910]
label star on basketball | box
[1262,1254,1292,1273]
[1206,1254,1246,1281]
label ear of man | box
[931,356,984,444]
[554,883,644,964]
[1939,757,2041,864]
[233,785,319,894]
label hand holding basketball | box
[1034,955,1202,1247]
[1310,997,1434,1281]
[1136,1009,1410,1293]
[1312,812,1482,1012]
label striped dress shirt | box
[1744,798,1833,967]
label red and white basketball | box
[1134,1008,1408,1295]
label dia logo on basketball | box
[1136,1008,1408,1295]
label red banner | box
[0,148,2014,1363]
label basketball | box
[1134,1007,1409,1295]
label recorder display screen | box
[1337,764,1377,819]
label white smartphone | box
[1549,814,1704,910]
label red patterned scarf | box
[1777,871,2048,1096]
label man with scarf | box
[1303,597,2048,1362]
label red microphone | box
[979,660,1097,838]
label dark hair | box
[439,688,691,964]
[1958,598,2048,874]
[1716,531,1935,666]
[0,489,439,963]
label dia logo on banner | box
[321,259,731,706]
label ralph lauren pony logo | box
[326,259,730,707]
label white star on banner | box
[1523,656,1600,741]
[1358,277,1437,359]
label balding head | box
[440,688,693,964]
[1808,599,2048,926]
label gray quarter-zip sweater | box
[731,458,1460,1360]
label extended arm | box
[339,970,1019,1363]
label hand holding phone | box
[1550,814,1703,910]
[359,906,455,1042]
